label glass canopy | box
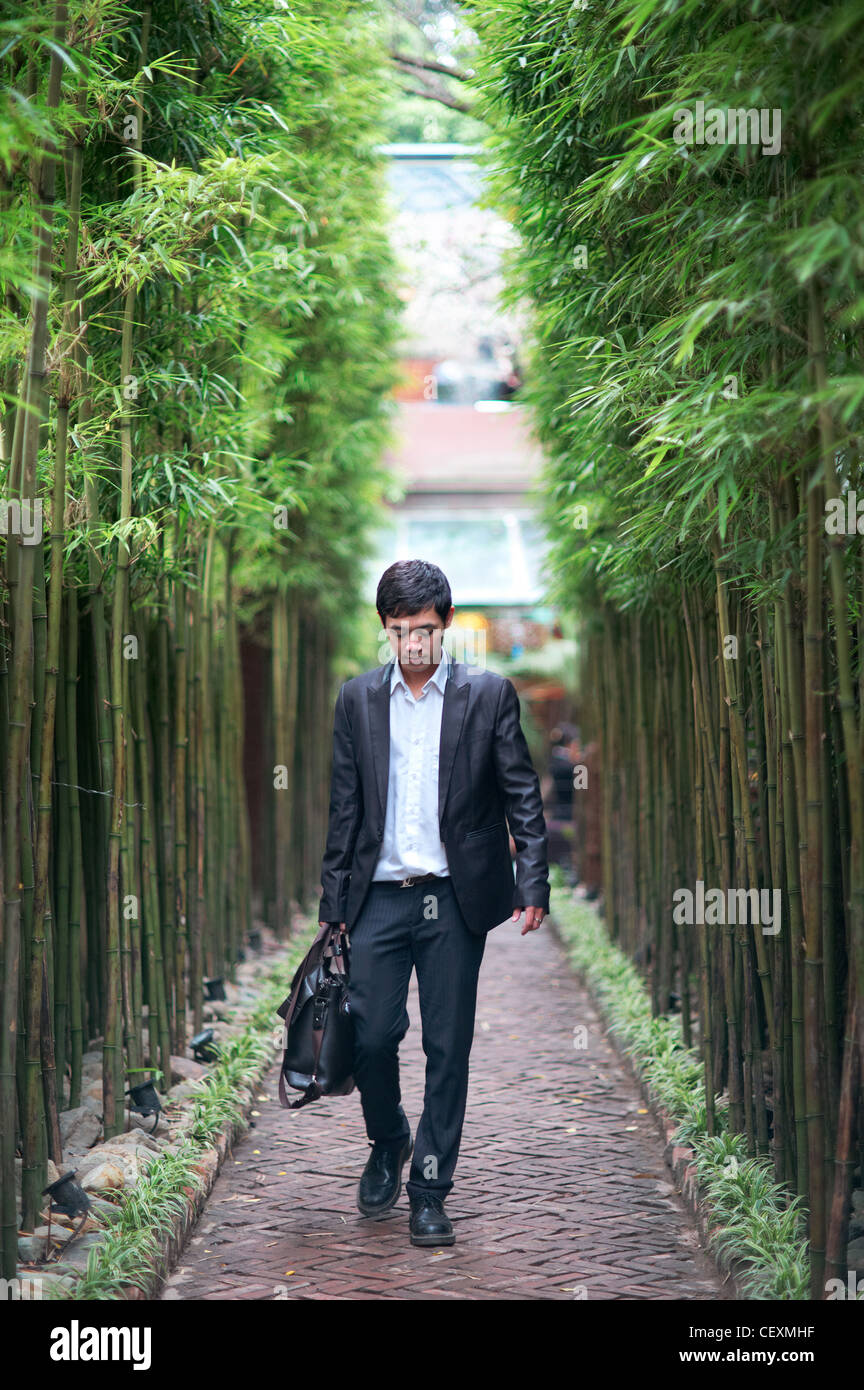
[362,508,548,607]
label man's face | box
[382,606,454,671]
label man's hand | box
[320,921,349,952]
[493,679,551,928]
[512,905,545,935]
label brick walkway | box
[161,911,727,1301]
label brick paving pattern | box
[161,912,728,1300]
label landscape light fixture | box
[41,1170,91,1257]
[191,1028,220,1064]
[42,1170,90,1219]
[125,1079,162,1134]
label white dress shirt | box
[371,646,451,881]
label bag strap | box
[279,1070,322,1109]
[278,1013,328,1110]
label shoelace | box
[411,1194,444,1213]
[367,1140,406,1170]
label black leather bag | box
[276,922,355,1109]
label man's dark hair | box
[376,559,452,625]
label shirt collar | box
[390,645,450,697]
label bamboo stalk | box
[824,997,859,1288]
[131,607,172,1088]
[809,276,864,1099]
[802,453,827,1297]
[172,512,189,1052]
[779,561,808,1196]
[2,0,68,1266]
[65,587,83,1109]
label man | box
[317,559,550,1247]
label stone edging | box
[123,1040,283,1300]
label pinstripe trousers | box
[346,876,487,1200]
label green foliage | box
[375,0,485,143]
[462,0,864,618]
[468,0,864,1298]
[2,0,404,655]
[0,0,405,1276]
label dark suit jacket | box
[317,655,551,936]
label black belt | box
[378,873,449,888]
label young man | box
[317,559,550,1247]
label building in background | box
[364,143,573,719]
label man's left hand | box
[512,905,545,934]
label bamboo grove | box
[467,0,864,1296]
[0,0,402,1277]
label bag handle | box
[324,927,350,977]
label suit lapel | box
[438,660,469,824]
[367,660,392,824]
[366,655,470,827]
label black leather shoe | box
[408,1193,455,1246]
[357,1134,413,1217]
